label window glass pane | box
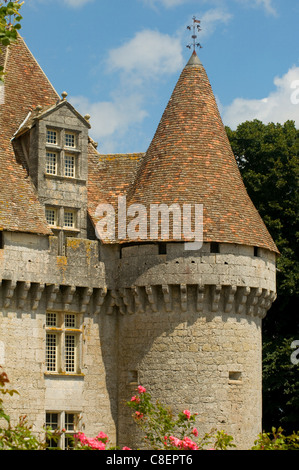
[65,314,76,328]
[47,130,57,145]
[65,413,75,431]
[64,211,75,228]
[45,209,57,226]
[65,335,76,372]
[46,333,57,372]
[46,312,57,327]
[46,152,57,175]
[64,154,75,177]
[65,133,75,148]
[45,413,59,449]
[65,413,77,449]
[46,412,58,429]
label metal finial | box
[186,16,203,52]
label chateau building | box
[0,35,278,449]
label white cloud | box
[141,0,277,16]
[256,0,277,15]
[222,66,299,129]
[68,29,184,152]
[63,0,94,7]
[199,8,232,38]
[107,29,184,82]
[26,0,95,8]
[70,93,148,152]
[234,0,277,16]
[141,0,187,8]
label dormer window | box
[47,129,58,145]
[64,153,75,178]
[65,132,76,148]
[46,152,57,175]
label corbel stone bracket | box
[3,280,17,308]
[94,287,108,314]
[162,284,172,312]
[80,287,93,313]
[18,281,31,309]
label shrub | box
[127,385,236,450]
[252,427,299,450]
[1,371,298,450]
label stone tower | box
[112,51,278,449]
[0,36,278,451]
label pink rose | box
[122,446,132,450]
[97,431,108,442]
[87,438,106,450]
[138,385,146,394]
[182,436,199,450]
[192,427,198,437]
[183,409,191,420]
[169,436,182,448]
[131,395,140,403]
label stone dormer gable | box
[12,96,91,183]
[13,97,91,139]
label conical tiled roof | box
[128,51,278,253]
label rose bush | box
[127,385,235,450]
[1,370,299,450]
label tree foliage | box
[0,1,23,81]
[226,120,299,433]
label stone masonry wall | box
[0,236,276,449]
[115,242,276,450]
[0,231,118,445]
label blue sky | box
[20,0,299,153]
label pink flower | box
[138,385,146,394]
[75,432,88,445]
[183,409,191,420]
[192,427,198,437]
[122,446,131,450]
[131,395,140,403]
[169,436,182,448]
[97,431,108,442]
[74,432,107,450]
[182,436,199,450]
[135,411,144,419]
[87,438,106,450]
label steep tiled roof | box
[127,52,278,253]
[0,37,278,253]
[87,142,143,230]
[0,36,59,235]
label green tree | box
[226,119,299,433]
[0,1,23,81]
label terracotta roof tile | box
[87,142,143,229]
[0,38,279,253]
[126,52,278,253]
[0,36,59,235]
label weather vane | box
[186,16,203,52]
